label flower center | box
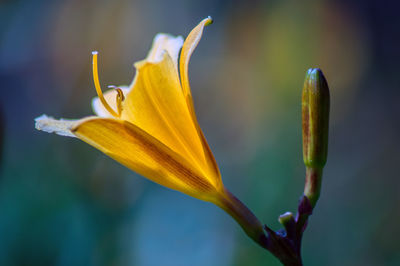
[92,51,124,117]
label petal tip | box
[205,16,213,26]
[34,114,76,138]
[146,33,184,65]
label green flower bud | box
[302,68,330,168]
[302,68,330,207]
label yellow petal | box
[121,33,221,189]
[72,117,219,201]
[123,52,214,175]
[178,17,221,180]
[179,16,213,105]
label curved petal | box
[121,52,221,184]
[179,17,212,105]
[121,30,222,188]
[71,117,219,201]
[178,17,221,180]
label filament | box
[92,51,119,117]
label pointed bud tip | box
[306,68,326,81]
[305,68,329,92]
[307,68,322,75]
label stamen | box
[92,51,119,117]
[109,85,125,116]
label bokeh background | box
[1,0,399,265]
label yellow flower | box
[35,17,266,245]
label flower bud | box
[302,68,330,207]
[302,68,330,168]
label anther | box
[109,85,125,116]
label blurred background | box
[0,0,399,265]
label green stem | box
[304,167,322,208]
[215,188,306,265]
[215,188,268,247]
